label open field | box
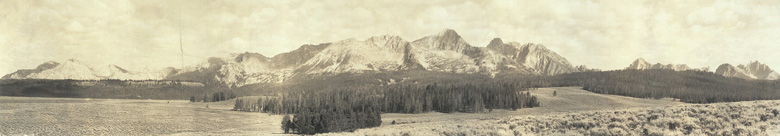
[373,87,683,128]
[2,87,778,135]
[0,96,284,135]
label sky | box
[1,0,779,74]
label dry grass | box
[0,96,286,135]
[332,101,780,136]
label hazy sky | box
[1,0,779,74]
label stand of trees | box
[380,82,539,113]
[235,82,541,114]
[233,81,542,134]
[235,89,382,134]
[191,91,236,102]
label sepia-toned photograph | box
[1,0,780,135]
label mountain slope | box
[21,59,103,80]
[407,29,481,73]
[485,38,577,75]
[3,59,176,80]
[411,29,479,55]
[269,43,331,69]
[2,61,60,79]
[108,65,173,80]
[715,61,780,80]
[297,36,409,75]
[166,30,580,86]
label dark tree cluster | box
[192,91,236,102]
[243,89,382,134]
[0,79,213,99]
[234,82,542,114]
[380,82,540,113]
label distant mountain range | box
[625,58,709,71]
[624,58,779,80]
[715,61,780,80]
[3,29,581,87]
[3,29,777,87]
[1,59,176,80]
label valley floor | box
[1,87,778,135]
[0,96,285,135]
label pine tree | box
[282,114,292,133]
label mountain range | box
[1,59,176,80]
[715,61,780,80]
[625,58,709,71]
[624,58,779,80]
[3,29,580,87]
[3,29,777,87]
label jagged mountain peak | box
[41,61,59,66]
[366,35,409,52]
[367,35,402,41]
[269,43,331,69]
[520,43,550,50]
[2,61,61,79]
[634,58,648,64]
[716,63,756,79]
[437,29,460,37]
[483,40,576,75]
[717,61,779,80]
[233,52,270,63]
[297,36,410,74]
[626,58,704,71]
[487,38,504,48]
[628,58,651,70]
[412,29,472,53]
[3,58,107,80]
[23,58,103,80]
[516,43,576,75]
[717,63,734,69]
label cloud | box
[1,0,779,74]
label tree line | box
[0,79,215,99]
[233,81,542,134]
[190,91,236,102]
